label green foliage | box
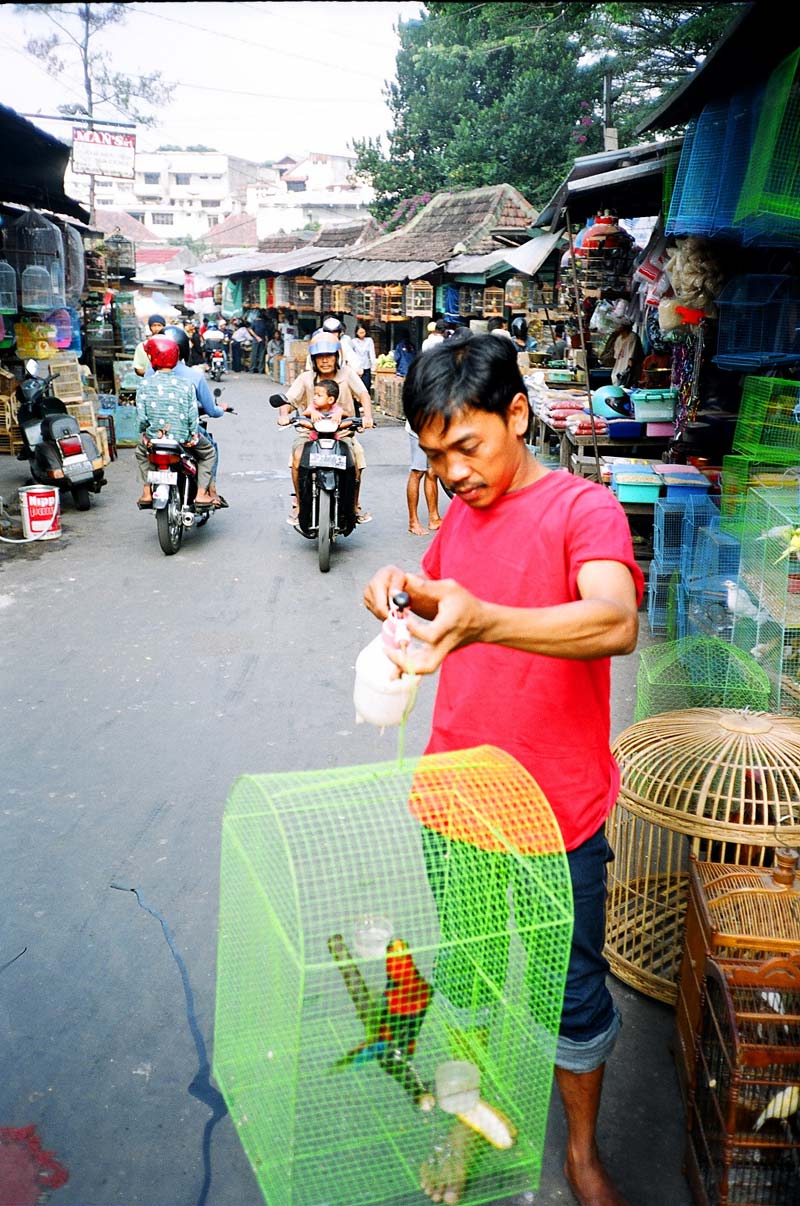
[15,3,173,127]
[355,1,740,220]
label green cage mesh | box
[734,48,800,245]
[720,455,795,536]
[213,746,573,1206]
[730,485,800,715]
[731,376,800,464]
[634,636,771,723]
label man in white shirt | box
[421,319,446,352]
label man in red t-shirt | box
[365,333,643,1206]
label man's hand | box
[360,414,374,430]
[364,569,487,675]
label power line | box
[126,4,391,81]
[175,81,376,104]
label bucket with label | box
[19,485,61,540]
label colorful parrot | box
[328,934,434,1109]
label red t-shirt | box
[419,470,645,852]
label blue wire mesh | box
[686,575,735,642]
[690,521,741,585]
[648,561,680,636]
[680,495,721,583]
[715,276,800,371]
[653,499,687,569]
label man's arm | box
[364,561,638,675]
[347,369,373,428]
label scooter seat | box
[41,414,81,442]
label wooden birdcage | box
[675,850,800,1108]
[273,276,290,307]
[381,284,406,322]
[349,287,371,319]
[686,952,800,1206]
[406,279,433,317]
[504,276,527,311]
[295,277,318,312]
[482,287,505,317]
[458,286,483,315]
[606,709,800,1004]
[331,285,353,313]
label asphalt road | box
[0,373,686,1206]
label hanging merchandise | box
[14,318,58,359]
[222,278,243,318]
[0,260,17,314]
[62,223,86,303]
[46,308,73,349]
[662,237,725,320]
[504,276,526,310]
[7,210,66,310]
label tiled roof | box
[94,209,166,244]
[354,185,537,263]
[204,213,258,248]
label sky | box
[1,1,424,163]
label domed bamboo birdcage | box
[606,708,800,1004]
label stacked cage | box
[730,486,800,716]
[647,495,720,637]
[734,46,800,247]
[214,747,573,1206]
[684,519,742,643]
[675,851,800,1110]
[687,953,800,1206]
[606,710,800,1004]
[635,638,770,724]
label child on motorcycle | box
[288,379,351,524]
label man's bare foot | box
[409,521,429,535]
[565,1148,629,1206]
[428,517,443,530]
[421,1119,479,1205]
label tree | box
[15,3,173,215]
[354,1,738,220]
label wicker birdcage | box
[482,287,505,317]
[686,952,800,1206]
[294,277,318,312]
[504,277,527,311]
[214,747,572,1206]
[675,850,800,1108]
[606,709,800,1004]
[406,279,433,317]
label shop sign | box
[72,128,136,178]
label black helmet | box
[162,324,190,363]
[511,316,528,341]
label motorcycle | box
[145,388,233,556]
[16,358,106,510]
[208,347,226,382]
[270,392,360,573]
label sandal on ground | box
[356,511,373,524]
[213,495,229,509]
[286,491,299,524]
[136,496,153,510]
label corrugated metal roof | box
[444,231,564,278]
[533,139,683,228]
[200,245,343,279]
[313,259,439,283]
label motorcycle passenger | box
[159,325,231,508]
[279,333,373,525]
[133,314,167,376]
[287,378,349,524]
[134,336,216,510]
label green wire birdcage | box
[734,47,800,246]
[635,636,770,723]
[214,746,573,1206]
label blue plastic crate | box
[665,480,711,501]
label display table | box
[562,427,673,476]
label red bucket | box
[19,485,61,540]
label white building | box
[65,149,265,240]
[246,152,374,239]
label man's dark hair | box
[486,316,506,333]
[554,322,566,337]
[317,378,340,402]
[434,318,447,333]
[403,332,525,433]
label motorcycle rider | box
[203,320,228,372]
[134,336,216,510]
[279,332,373,524]
[158,324,232,508]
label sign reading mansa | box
[72,128,136,178]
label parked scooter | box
[145,389,234,556]
[208,347,225,382]
[16,359,106,510]
[270,392,360,573]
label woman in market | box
[276,331,374,525]
[350,322,377,399]
[392,328,417,378]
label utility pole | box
[603,70,618,152]
[80,4,96,223]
